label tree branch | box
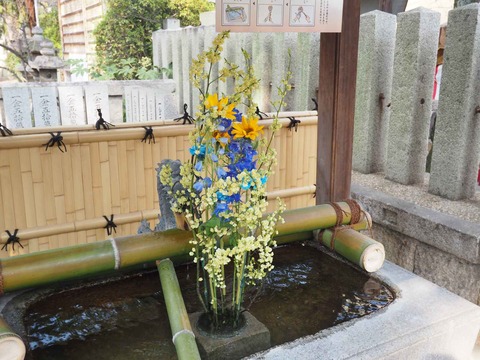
[0,42,28,63]
[0,66,24,82]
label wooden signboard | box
[216,0,343,33]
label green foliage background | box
[40,6,61,53]
[93,0,213,80]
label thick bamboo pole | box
[157,259,201,360]
[0,116,318,150]
[0,203,365,294]
[0,316,27,360]
[319,228,385,272]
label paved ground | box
[352,171,480,224]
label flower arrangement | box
[160,31,291,331]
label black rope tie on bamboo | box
[141,126,155,144]
[287,117,301,132]
[95,109,115,130]
[255,106,268,120]
[311,98,318,111]
[0,124,13,136]
[327,202,349,250]
[1,229,23,252]
[43,132,67,152]
[103,215,117,236]
[174,104,194,125]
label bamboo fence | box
[0,112,318,258]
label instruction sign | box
[216,0,343,33]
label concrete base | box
[247,260,480,360]
[190,311,270,360]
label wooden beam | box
[316,0,361,204]
[379,0,393,13]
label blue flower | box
[214,202,229,216]
[234,109,242,122]
[195,161,203,172]
[219,118,232,131]
[260,176,268,185]
[240,181,251,190]
[204,177,212,188]
[189,144,206,158]
[193,180,204,192]
[217,167,227,178]
[210,153,218,162]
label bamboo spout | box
[0,316,26,360]
[157,259,201,360]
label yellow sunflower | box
[231,117,264,140]
[204,94,236,120]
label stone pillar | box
[385,8,440,185]
[163,18,180,29]
[429,4,480,200]
[353,10,396,174]
[455,0,479,7]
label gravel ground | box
[352,171,480,224]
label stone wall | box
[352,183,480,306]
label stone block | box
[163,18,180,30]
[154,160,181,232]
[190,311,270,360]
[385,8,440,184]
[58,86,86,125]
[414,242,480,305]
[370,224,416,272]
[31,86,61,127]
[351,183,480,264]
[353,10,396,174]
[249,261,480,359]
[2,86,31,129]
[429,4,480,200]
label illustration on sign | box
[223,0,250,26]
[217,0,343,33]
[226,5,247,22]
[257,0,284,27]
[290,0,315,27]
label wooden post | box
[316,1,361,204]
[379,0,393,13]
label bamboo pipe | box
[0,209,160,243]
[9,111,317,136]
[273,210,371,245]
[157,259,201,360]
[0,316,26,360]
[318,228,385,273]
[0,203,367,294]
[0,116,318,150]
[0,186,325,245]
[274,202,356,237]
[267,185,315,199]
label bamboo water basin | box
[12,242,393,359]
